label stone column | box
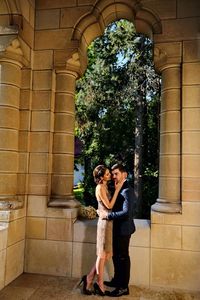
[0,38,23,209]
[152,46,182,213]
[49,54,81,208]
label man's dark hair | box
[111,163,126,173]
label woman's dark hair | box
[93,164,107,184]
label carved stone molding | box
[153,42,182,72]
[66,52,82,78]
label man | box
[99,163,136,297]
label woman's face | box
[102,169,111,182]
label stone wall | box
[0,0,200,293]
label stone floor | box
[0,274,200,300]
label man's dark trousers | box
[112,234,131,289]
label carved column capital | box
[0,36,28,67]
[65,52,82,78]
[154,43,182,72]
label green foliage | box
[75,20,160,216]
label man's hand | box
[97,209,108,219]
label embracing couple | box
[79,163,136,297]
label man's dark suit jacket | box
[107,180,136,236]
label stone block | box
[160,133,180,155]
[30,132,50,152]
[142,0,176,19]
[33,70,52,91]
[36,9,60,30]
[162,67,180,90]
[7,218,26,247]
[0,84,20,107]
[161,90,180,112]
[20,0,30,23]
[18,153,29,173]
[5,240,25,285]
[60,6,92,28]
[20,110,31,130]
[27,195,47,217]
[31,111,50,131]
[17,174,27,194]
[56,73,76,93]
[20,89,31,110]
[19,131,29,152]
[0,129,18,151]
[182,226,200,251]
[183,155,200,177]
[19,36,31,62]
[183,40,200,62]
[177,0,200,18]
[0,63,21,87]
[26,217,46,239]
[0,174,17,195]
[0,225,8,251]
[182,86,200,108]
[151,248,200,291]
[53,133,74,154]
[159,177,180,201]
[32,90,51,110]
[29,153,49,173]
[183,108,200,130]
[183,63,200,85]
[47,218,72,241]
[20,17,34,48]
[182,178,200,202]
[47,207,77,219]
[72,241,96,278]
[28,174,49,195]
[0,107,19,129]
[154,18,200,43]
[129,246,150,287]
[73,219,97,243]
[51,174,73,195]
[25,239,72,276]
[21,69,31,89]
[182,132,200,154]
[159,155,180,177]
[32,51,53,70]
[52,154,74,174]
[55,94,74,113]
[151,224,181,249]
[29,3,35,28]
[160,111,180,133]
[130,219,150,247]
[54,113,74,133]
[35,29,73,50]
[36,0,76,9]
[0,250,6,290]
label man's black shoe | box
[107,287,129,297]
[103,278,118,288]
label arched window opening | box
[74,19,161,219]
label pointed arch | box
[71,0,162,73]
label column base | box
[48,195,81,208]
[151,199,181,213]
[0,196,23,210]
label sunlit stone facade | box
[0,0,200,292]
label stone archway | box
[59,0,181,214]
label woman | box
[79,164,124,296]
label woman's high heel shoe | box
[93,282,105,296]
[78,275,92,295]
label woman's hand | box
[115,179,125,191]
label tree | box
[75,20,160,217]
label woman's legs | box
[86,263,96,289]
[96,256,106,292]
